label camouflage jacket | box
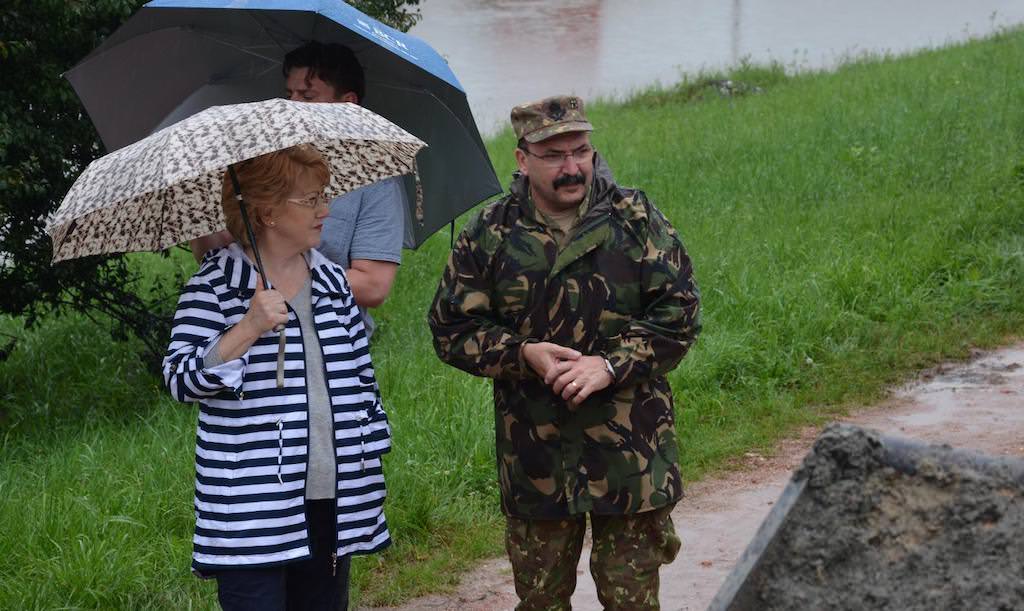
[428,154,700,519]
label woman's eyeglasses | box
[286,191,329,209]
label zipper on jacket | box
[275,303,297,487]
[291,299,317,564]
[310,291,343,573]
[291,300,310,495]
[359,398,370,473]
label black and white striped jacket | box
[163,244,391,574]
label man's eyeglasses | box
[286,191,329,209]
[521,144,594,168]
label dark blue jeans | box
[215,499,351,611]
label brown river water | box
[410,0,1024,135]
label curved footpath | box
[368,342,1024,611]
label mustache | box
[552,172,586,189]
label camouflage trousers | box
[504,505,681,611]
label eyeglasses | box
[286,191,329,209]
[521,144,594,168]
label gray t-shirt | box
[286,278,336,500]
[318,176,405,338]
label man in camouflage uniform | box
[428,94,700,610]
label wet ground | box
[367,343,1024,610]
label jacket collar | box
[208,243,349,298]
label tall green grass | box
[3,29,1024,608]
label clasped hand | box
[522,342,614,409]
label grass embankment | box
[3,29,1024,609]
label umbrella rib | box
[194,29,283,64]
[371,82,465,128]
[154,188,169,253]
[69,24,282,72]
[239,10,290,57]
[65,25,192,68]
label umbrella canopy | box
[65,0,501,248]
[46,98,426,262]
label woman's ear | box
[257,207,278,229]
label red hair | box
[220,145,329,247]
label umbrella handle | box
[229,166,287,388]
[275,324,286,388]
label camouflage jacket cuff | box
[602,357,617,385]
[602,351,627,385]
[515,338,541,380]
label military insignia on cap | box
[545,100,566,121]
[510,94,593,142]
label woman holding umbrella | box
[162,144,391,610]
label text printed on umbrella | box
[356,19,419,61]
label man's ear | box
[514,148,529,176]
[337,91,359,104]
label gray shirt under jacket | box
[203,274,336,500]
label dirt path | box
[369,343,1024,611]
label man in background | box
[192,41,405,336]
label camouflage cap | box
[510,95,593,143]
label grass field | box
[2,28,1024,608]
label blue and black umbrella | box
[66,0,500,248]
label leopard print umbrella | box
[47,98,426,262]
